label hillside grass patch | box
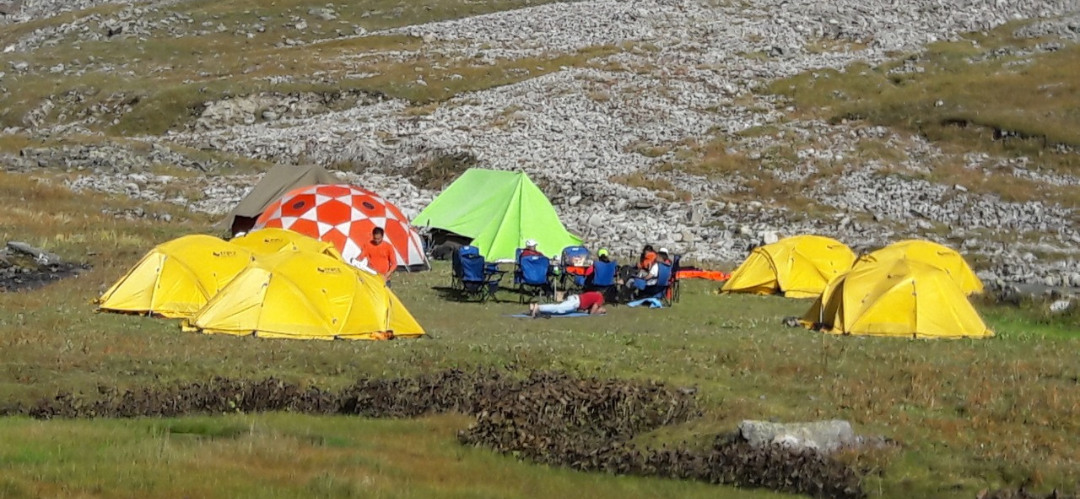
[0,0,596,135]
[655,136,839,217]
[767,21,1080,177]
[609,171,693,202]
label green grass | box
[0,414,788,499]
[979,299,1080,340]
[655,136,841,217]
[1,168,1079,497]
[766,20,1080,181]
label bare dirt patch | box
[0,242,90,292]
[0,260,89,292]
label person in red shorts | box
[361,227,397,287]
[528,290,606,317]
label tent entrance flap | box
[230,215,258,236]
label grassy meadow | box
[0,169,1077,499]
[0,2,1078,498]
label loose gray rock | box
[7,241,63,266]
[739,419,862,453]
[308,7,337,21]
[1049,299,1074,314]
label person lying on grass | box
[528,291,607,317]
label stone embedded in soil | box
[738,419,886,453]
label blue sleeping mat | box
[507,312,594,318]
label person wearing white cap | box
[626,246,667,293]
[520,238,545,258]
[657,247,671,265]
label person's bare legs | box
[529,303,539,318]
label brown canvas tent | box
[217,164,339,237]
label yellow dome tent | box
[183,250,424,340]
[97,235,255,318]
[721,235,856,298]
[801,259,992,339]
[854,239,983,295]
[229,227,343,260]
[387,290,424,337]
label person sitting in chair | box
[528,290,607,317]
[597,248,613,264]
[520,239,544,258]
[657,247,672,265]
[641,249,664,286]
[582,248,612,280]
[624,247,667,293]
[638,244,657,272]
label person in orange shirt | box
[637,244,657,272]
[361,227,397,287]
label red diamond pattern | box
[254,184,427,269]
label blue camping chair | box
[561,246,591,266]
[585,258,619,304]
[560,245,591,291]
[515,254,554,303]
[588,260,618,288]
[587,259,622,289]
[451,245,480,289]
[459,253,503,303]
[633,261,673,304]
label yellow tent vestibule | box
[722,235,855,298]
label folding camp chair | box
[668,255,682,305]
[451,245,480,290]
[459,253,503,303]
[585,258,618,303]
[515,254,554,304]
[560,245,591,292]
[635,261,673,304]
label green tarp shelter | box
[413,169,583,261]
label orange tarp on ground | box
[676,269,730,281]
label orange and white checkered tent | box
[254,184,427,270]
